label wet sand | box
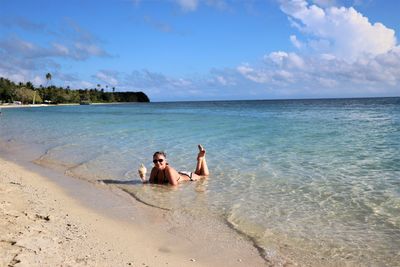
[0,155,267,266]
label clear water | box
[1,98,399,266]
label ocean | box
[1,97,399,266]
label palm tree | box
[26,81,34,89]
[45,73,52,88]
[33,89,37,104]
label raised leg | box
[195,144,209,176]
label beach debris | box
[10,257,21,266]
[0,240,17,246]
[35,214,50,221]
[190,258,196,262]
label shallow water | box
[1,98,400,266]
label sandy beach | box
[0,156,267,266]
[0,103,78,109]
[0,102,135,110]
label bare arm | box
[165,166,180,186]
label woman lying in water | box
[138,145,209,186]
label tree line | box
[0,76,150,104]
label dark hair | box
[153,151,166,158]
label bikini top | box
[153,168,169,184]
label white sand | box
[0,157,266,266]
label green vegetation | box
[0,76,149,104]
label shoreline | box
[0,103,79,109]
[0,102,145,109]
[0,152,267,266]
[2,98,399,266]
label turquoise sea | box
[1,98,399,266]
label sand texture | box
[0,157,266,266]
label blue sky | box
[0,0,399,101]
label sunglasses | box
[153,159,164,164]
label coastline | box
[0,154,267,266]
[0,103,79,109]
[0,102,141,109]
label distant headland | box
[0,75,150,105]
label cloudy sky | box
[1,0,399,101]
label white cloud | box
[290,35,303,49]
[237,64,271,83]
[0,36,42,58]
[175,0,229,12]
[171,78,193,87]
[52,43,69,56]
[274,70,294,81]
[1,1,398,101]
[235,41,400,97]
[265,51,305,69]
[216,75,229,86]
[123,69,195,98]
[0,18,112,89]
[280,0,397,62]
[176,0,198,11]
[229,0,400,99]
[0,36,107,61]
[311,0,337,7]
[32,75,45,86]
[80,81,94,88]
[209,74,236,86]
[236,65,253,76]
[95,70,119,86]
[73,42,109,59]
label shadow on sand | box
[98,179,143,185]
[98,179,171,211]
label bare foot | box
[197,144,206,159]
